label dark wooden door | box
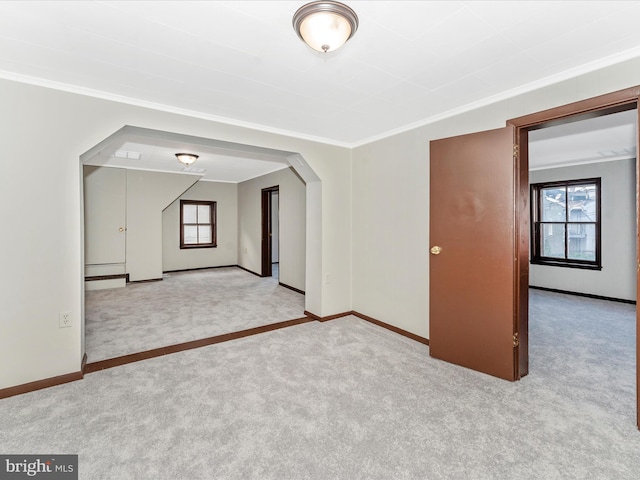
[261,186,279,277]
[429,126,520,381]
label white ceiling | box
[1,1,639,178]
[82,127,295,182]
[529,109,637,171]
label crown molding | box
[0,69,352,149]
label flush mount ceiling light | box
[293,1,359,53]
[175,153,199,166]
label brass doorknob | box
[119,227,125,232]
[430,246,442,255]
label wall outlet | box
[59,312,72,328]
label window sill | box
[180,244,217,250]
[530,259,601,271]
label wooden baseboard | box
[529,286,636,305]
[237,265,262,277]
[304,309,429,345]
[303,310,352,322]
[0,369,84,400]
[163,265,237,274]
[128,277,163,284]
[85,274,127,282]
[85,317,313,373]
[0,308,427,399]
[351,311,429,345]
[279,283,305,295]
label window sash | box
[531,178,600,269]
[180,200,216,249]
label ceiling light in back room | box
[293,1,358,53]
[175,153,199,166]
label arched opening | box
[79,126,321,365]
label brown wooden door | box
[429,125,519,381]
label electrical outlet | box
[59,312,72,328]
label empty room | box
[2,2,640,479]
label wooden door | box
[261,186,279,277]
[430,126,520,381]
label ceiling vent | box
[114,150,142,160]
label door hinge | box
[513,144,519,159]
[513,332,519,347]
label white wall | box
[5,54,640,391]
[126,170,198,281]
[352,57,640,340]
[84,166,198,281]
[529,159,637,301]
[238,167,306,292]
[162,180,238,271]
[0,78,351,390]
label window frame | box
[179,200,217,249]
[530,177,601,270]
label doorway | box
[429,86,640,427]
[261,185,280,278]
[509,87,640,427]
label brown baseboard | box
[163,265,237,274]
[0,369,84,400]
[279,283,305,295]
[84,274,127,282]
[1,309,427,400]
[129,277,163,284]
[85,316,314,373]
[237,265,262,277]
[303,310,352,322]
[304,309,429,344]
[529,286,636,304]
[351,311,429,345]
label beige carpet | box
[85,266,304,362]
[1,290,639,479]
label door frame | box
[507,85,640,427]
[261,185,279,277]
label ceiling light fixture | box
[293,1,358,53]
[175,153,199,166]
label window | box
[530,178,601,270]
[180,200,216,249]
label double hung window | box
[180,200,216,249]
[530,178,601,269]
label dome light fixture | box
[293,1,359,53]
[175,153,199,166]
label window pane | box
[568,184,597,222]
[183,204,197,224]
[541,223,565,258]
[541,187,566,222]
[197,205,210,223]
[568,223,596,261]
[183,225,198,244]
[198,225,212,244]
